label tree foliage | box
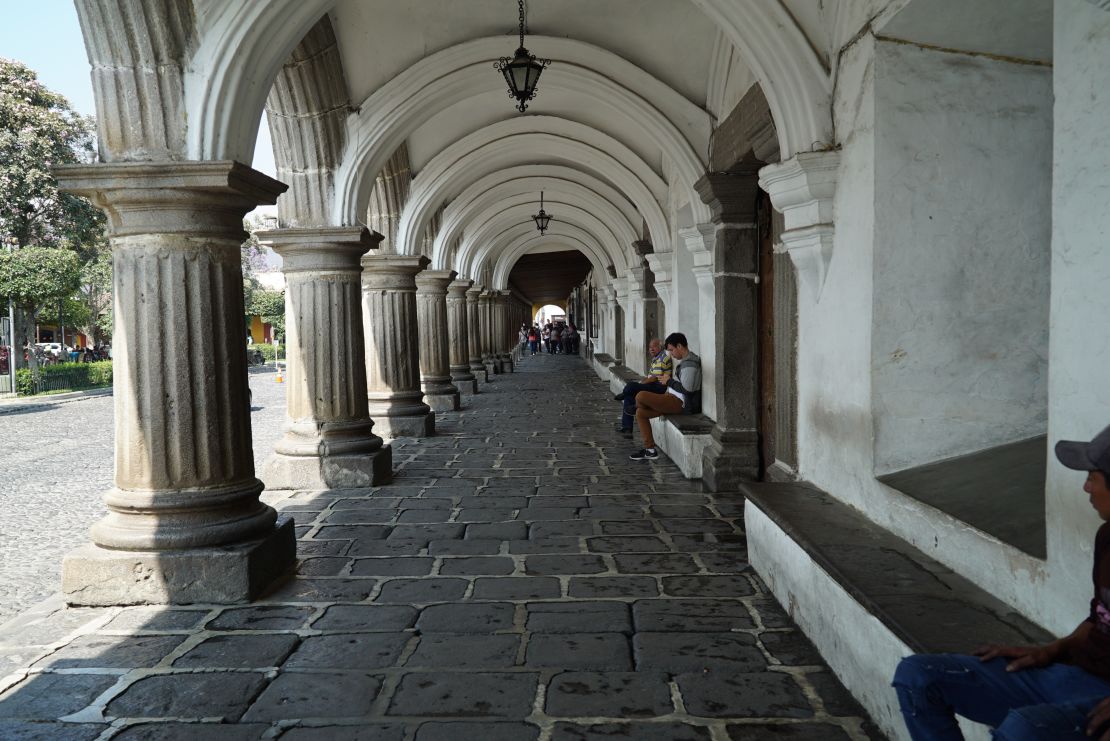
[0,247,83,321]
[248,289,286,338]
[0,57,103,254]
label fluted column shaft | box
[361,253,434,438]
[479,291,497,374]
[415,268,460,412]
[448,279,478,393]
[466,285,488,382]
[494,291,514,372]
[257,227,391,489]
[53,161,295,605]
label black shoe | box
[614,392,625,401]
[614,424,632,435]
[629,448,659,461]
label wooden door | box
[756,190,775,478]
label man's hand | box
[1087,697,1110,739]
[972,643,1059,672]
[659,373,671,385]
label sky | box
[0,0,277,178]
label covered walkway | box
[0,354,874,739]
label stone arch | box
[431,178,640,272]
[74,0,194,161]
[394,117,669,258]
[691,0,831,157]
[264,15,350,227]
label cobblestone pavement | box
[0,368,289,623]
[0,354,881,740]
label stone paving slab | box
[0,354,881,739]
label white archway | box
[485,228,613,291]
[431,166,643,270]
[393,117,669,257]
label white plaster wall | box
[673,236,702,353]
[870,41,1052,474]
[1042,0,1110,633]
[789,32,1052,628]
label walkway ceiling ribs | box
[394,117,666,263]
[487,225,614,290]
[430,169,640,271]
[458,199,632,282]
[335,35,715,230]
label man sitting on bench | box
[614,337,671,436]
[893,423,1110,740]
[628,333,701,461]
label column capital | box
[632,239,654,258]
[758,150,840,301]
[679,224,716,273]
[448,277,474,297]
[694,169,761,225]
[55,160,286,237]
[258,226,382,272]
[361,253,430,290]
[415,269,459,294]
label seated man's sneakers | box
[629,448,659,461]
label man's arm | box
[973,620,1092,671]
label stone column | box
[415,268,461,411]
[465,284,488,382]
[54,161,295,606]
[695,170,763,490]
[494,291,514,373]
[362,253,434,438]
[257,227,391,489]
[448,278,479,394]
[479,290,498,375]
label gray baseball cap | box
[1055,424,1110,472]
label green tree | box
[0,247,82,370]
[248,289,286,340]
[0,58,103,254]
[77,248,112,344]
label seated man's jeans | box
[620,380,664,429]
[893,653,1110,740]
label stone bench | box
[742,481,1052,741]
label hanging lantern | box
[495,0,550,113]
[533,191,553,235]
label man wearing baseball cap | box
[893,424,1110,740]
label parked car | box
[34,342,72,361]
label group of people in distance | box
[613,332,701,461]
[521,321,580,356]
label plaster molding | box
[1087,0,1110,9]
[679,224,717,273]
[758,150,840,301]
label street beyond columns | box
[0,353,878,739]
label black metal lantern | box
[533,191,553,234]
[495,0,550,113]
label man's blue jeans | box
[619,380,664,429]
[893,653,1110,740]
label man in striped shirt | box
[614,338,672,436]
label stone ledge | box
[744,481,1050,741]
[649,414,714,479]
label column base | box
[701,432,760,492]
[470,363,488,383]
[62,518,296,606]
[372,412,436,439]
[454,378,479,395]
[263,445,393,490]
[484,360,498,375]
[424,391,461,412]
[499,357,514,373]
